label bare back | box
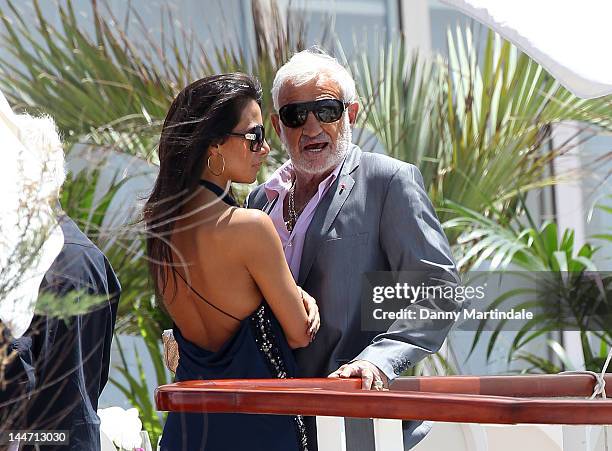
[162,196,263,352]
[160,184,313,353]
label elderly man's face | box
[272,75,359,176]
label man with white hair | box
[247,47,461,450]
[0,109,120,451]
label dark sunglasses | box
[278,99,348,128]
[226,124,266,152]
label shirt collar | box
[263,155,345,201]
[263,160,293,200]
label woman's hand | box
[299,287,320,342]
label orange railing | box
[155,374,612,425]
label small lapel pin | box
[339,183,346,194]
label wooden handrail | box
[155,375,612,425]
[391,374,612,397]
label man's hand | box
[299,287,320,342]
[328,360,389,390]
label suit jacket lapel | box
[262,195,277,214]
[297,145,361,286]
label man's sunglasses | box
[278,99,349,128]
[226,124,266,152]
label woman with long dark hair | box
[144,73,318,451]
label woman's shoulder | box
[226,207,273,228]
[231,208,276,238]
[211,208,277,246]
[229,206,269,222]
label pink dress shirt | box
[264,160,343,280]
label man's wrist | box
[352,349,400,382]
[349,358,392,382]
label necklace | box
[285,178,299,232]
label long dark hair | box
[144,73,262,300]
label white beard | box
[281,114,352,175]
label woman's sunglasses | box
[278,99,348,128]
[226,124,266,152]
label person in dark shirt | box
[36,213,120,449]
[0,112,120,450]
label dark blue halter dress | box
[159,180,308,451]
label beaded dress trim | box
[249,304,308,451]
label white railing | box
[315,418,612,451]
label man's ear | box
[271,113,281,137]
[347,102,359,126]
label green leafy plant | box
[590,195,612,245]
[445,198,612,372]
[516,335,612,375]
[437,27,611,224]
[352,39,445,188]
[354,27,612,241]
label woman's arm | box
[237,210,317,349]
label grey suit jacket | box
[247,144,460,382]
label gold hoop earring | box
[207,153,225,176]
